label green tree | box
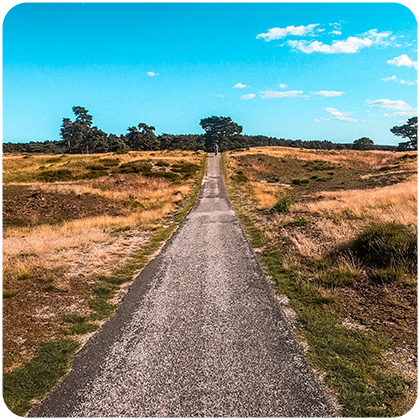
[391,117,417,150]
[353,137,374,150]
[108,134,128,152]
[126,123,160,150]
[199,116,243,151]
[60,106,94,153]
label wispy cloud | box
[279,83,288,89]
[326,107,358,122]
[147,71,159,77]
[233,82,249,88]
[256,24,320,41]
[387,54,417,69]
[367,99,416,116]
[313,90,344,97]
[240,93,256,101]
[260,90,304,99]
[382,75,416,85]
[288,29,392,54]
[330,30,342,36]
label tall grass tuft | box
[349,223,417,272]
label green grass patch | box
[63,313,99,335]
[3,338,80,416]
[317,267,357,287]
[373,267,406,284]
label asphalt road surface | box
[32,154,335,417]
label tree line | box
[3,106,417,154]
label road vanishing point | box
[32,154,335,417]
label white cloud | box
[382,75,417,85]
[382,75,398,82]
[387,54,417,69]
[147,71,159,77]
[367,99,417,117]
[233,82,249,88]
[288,29,392,54]
[326,107,358,122]
[367,98,413,112]
[279,83,288,89]
[313,90,344,97]
[260,90,304,99]
[240,93,256,101]
[256,24,320,41]
[330,30,342,36]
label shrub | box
[83,170,109,179]
[306,160,335,171]
[117,162,153,174]
[288,217,309,227]
[349,223,417,271]
[155,160,170,167]
[149,171,181,181]
[292,178,310,185]
[271,196,294,213]
[36,169,73,182]
[232,174,249,182]
[99,158,120,167]
[171,162,200,178]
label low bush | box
[36,169,73,182]
[306,160,336,171]
[271,196,294,213]
[98,158,120,167]
[155,160,170,167]
[292,178,310,185]
[288,217,309,227]
[171,162,200,178]
[117,161,153,174]
[232,174,249,182]
[149,171,181,181]
[349,223,417,272]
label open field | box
[223,147,417,417]
[3,150,205,384]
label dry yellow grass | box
[249,181,289,209]
[230,146,417,170]
[300,176,417,227]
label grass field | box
[3,150,206,414]
[223,147,417,417]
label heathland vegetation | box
[223,147,417,416]
[3,150,206,414]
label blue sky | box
[2,2,418,145]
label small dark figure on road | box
[214,143,219,155]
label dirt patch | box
[3,185,131,228]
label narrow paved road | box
[32,154,334,417]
